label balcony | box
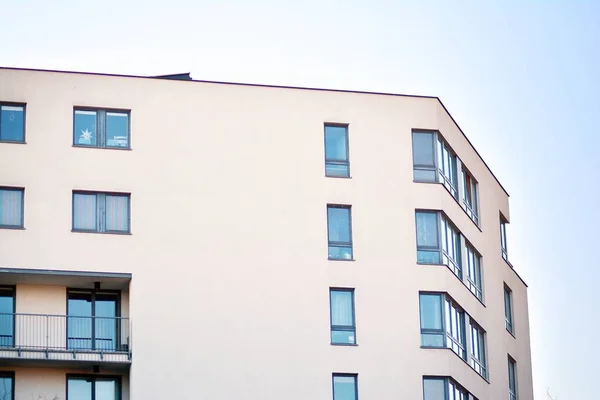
[0,313,131,364]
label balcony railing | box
[0,312,131,363]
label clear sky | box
[2,1,599,398]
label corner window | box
[0,104,25,143]
[0,286,15,347]
[462,168,479,225]
[67,375,121,400]
[0,372,14,400]
[0,187,24,228]
[73,191,130,233]
[332,374,357,400]
[419,293,466,360]
[412,131,458,198]
[470,320,488,379]
[327,205,353,260]
[415,211,461,277]
[504,285,514,334]
[465,244,483,301]
[324,124,349,177]
[330,289,356,345]
[508,357,517,400]
[74,108,130,149]
[423,377,472,400]
[500,216,508,261]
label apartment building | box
[0,67,533,400]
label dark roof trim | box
[0,267,131,279]
[152,72,192,81]
[0,66,509,195]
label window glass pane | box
[423,378,445,400]
[421,333,444,347]
[412,132,435,166]
[333,375,356,400]
[96,379,118,400]
[325,126,348,161]
[68,378,92,400]
[414,169,436,182]
[0,105,25,141]
[105,195,129,232]
[416,212,439,247]
[331,330,355,344]
[419,294,442,330]
[328,207,350,243]
[73,193,97,231]
[326,163,349,178]
[508,359,517,391]
[331,291,353,326]
[328,245,353,260]
[106,112,129,148]
[68,292,92,349]
[417,250,441,264]
[95,294,118,351]
[0,288,14,347]
[75,110,97,146]
[0,376,13,400]
[0,189,23,227]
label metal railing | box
[0,312,131,362]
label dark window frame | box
[66,288,122,352]
[0,286,16,349]
[423,376,473,400]
[500,214,509,261]
[415,210,462,275]
[332,373,358,400]
[0,187,25,229]
[419,292,466,360]
[0,102,26,143]
[73,107,131,150]
[72,190,131,234]
[508,356,517,400]
[324,123,350,178]
[329,288,356,345]
[465,241,483,301]
[412,130,459,198]
[327,204,353,260]
[504,284,514,335]
[469,319,488,379]
[461,166,479,225]
[66,374,122,400]
[0,371,15,400]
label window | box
[332,374,357,400]
[0,103,25,143]
[0,372,14,400]
[327,205,352,260]
[508,357,517,400]
[0,188,24,228]
[73,191,130,233]
[0,286,15,348]
[68,289,120,351]
[504,285,514,334]
[415,211,461,277]
[423,377,472,400]
[470,321,487,379]
[419,293,466,360]
[465,244,483,301]
[500,216,508,261]
[74,108,130,149]
[412,131,458,198]
[67,375,121,400]
[324,124,349,177]
[330,289,356,345]
[462,168,478,224]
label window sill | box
[325,175,352,179]
[331,343,358,346]
[328,258,355,262]
[0,225,25,230]
[72,145,132,151]
[506,328,516,338]
[0,140,26,144]
[71,230,132,235]
[417,262,486,307]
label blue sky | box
[2,1,599,398]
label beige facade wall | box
[0,68,532,399]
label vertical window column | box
[508,357,518,400]
[324,124,350,177]
[504,285,514,334]
[327,205,353,260]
